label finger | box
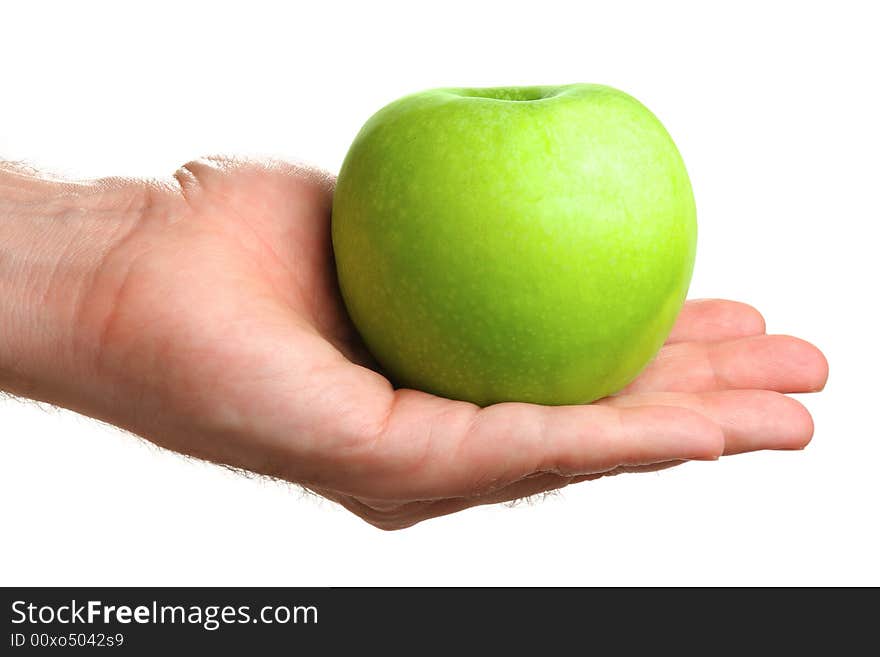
[667,299,766,344]
[570,460,685,482]
[624,334,829,394]
[602,390,815,454]
[331,462,690,530]
[466,472,575,505]
[326,474,575,530]
[354,389,724,500]
[398,474,579,529]
[463,460,686,505]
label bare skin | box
[0,157,828,529]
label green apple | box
[332,84,696,406]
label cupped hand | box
[75,157,828,529]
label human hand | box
[0,158,828,529]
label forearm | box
[0,165,142,406]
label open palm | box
[80,157,828,529]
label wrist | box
[0,167,148,405]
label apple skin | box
[332,84,696,406]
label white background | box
[1,1,877,585]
